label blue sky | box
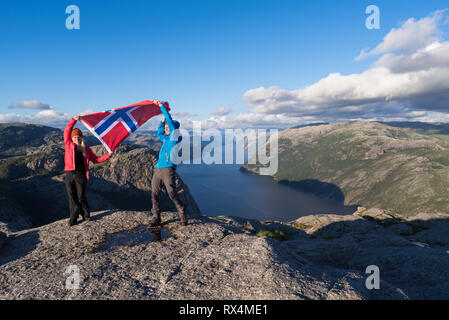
[1,0,449,128]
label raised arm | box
[87,147,111,164]
[157,120,166,141]
[64,118,77,145]
[160,104,175,134]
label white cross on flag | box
[79,100,169,152]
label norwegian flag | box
[79,100,169,153]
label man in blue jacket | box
[149,101,186,226]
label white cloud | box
[0,109,72,127]
[211,107,232,116]
[8,100,51,110]
[355,9,447,61]
[172,111,190,118]
[174,112,318,130]
[240,9,449,126]
[374,41,449,73]
[79,108,95,116]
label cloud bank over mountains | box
[0,106,72,127]
[240,9,449,127]
[2,10,449,129]
[8,100,51,110]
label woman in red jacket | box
[64,116,111,226]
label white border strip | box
[79,118,113,153]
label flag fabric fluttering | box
[79,100,169,153]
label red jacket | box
[64,118,110,180]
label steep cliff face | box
[244,121,449,216]
[88,144,201,219]
[0,124,200,233]
[1,208,448,299]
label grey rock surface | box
[290,207,449,299]
[0,232,6,250]
[0,195,33,234]
[6,208,447,300]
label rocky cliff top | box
[1,207,449,299]
[245,121,449,216]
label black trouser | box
[65,171,89,224]
[151,167,185,219]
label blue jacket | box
[155,105,182,169]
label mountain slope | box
[0,123,61,157]
[244,121,449,216]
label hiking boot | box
[148,216,161,227]
[179,213,187,226]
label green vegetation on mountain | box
[244,121,449,216]
[256,229,288,241]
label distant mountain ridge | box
[243,121,449,216]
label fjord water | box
[177,163,357,222]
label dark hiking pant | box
[151,167,185,219]
[65,171,89,225]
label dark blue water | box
[176,163,357,222]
